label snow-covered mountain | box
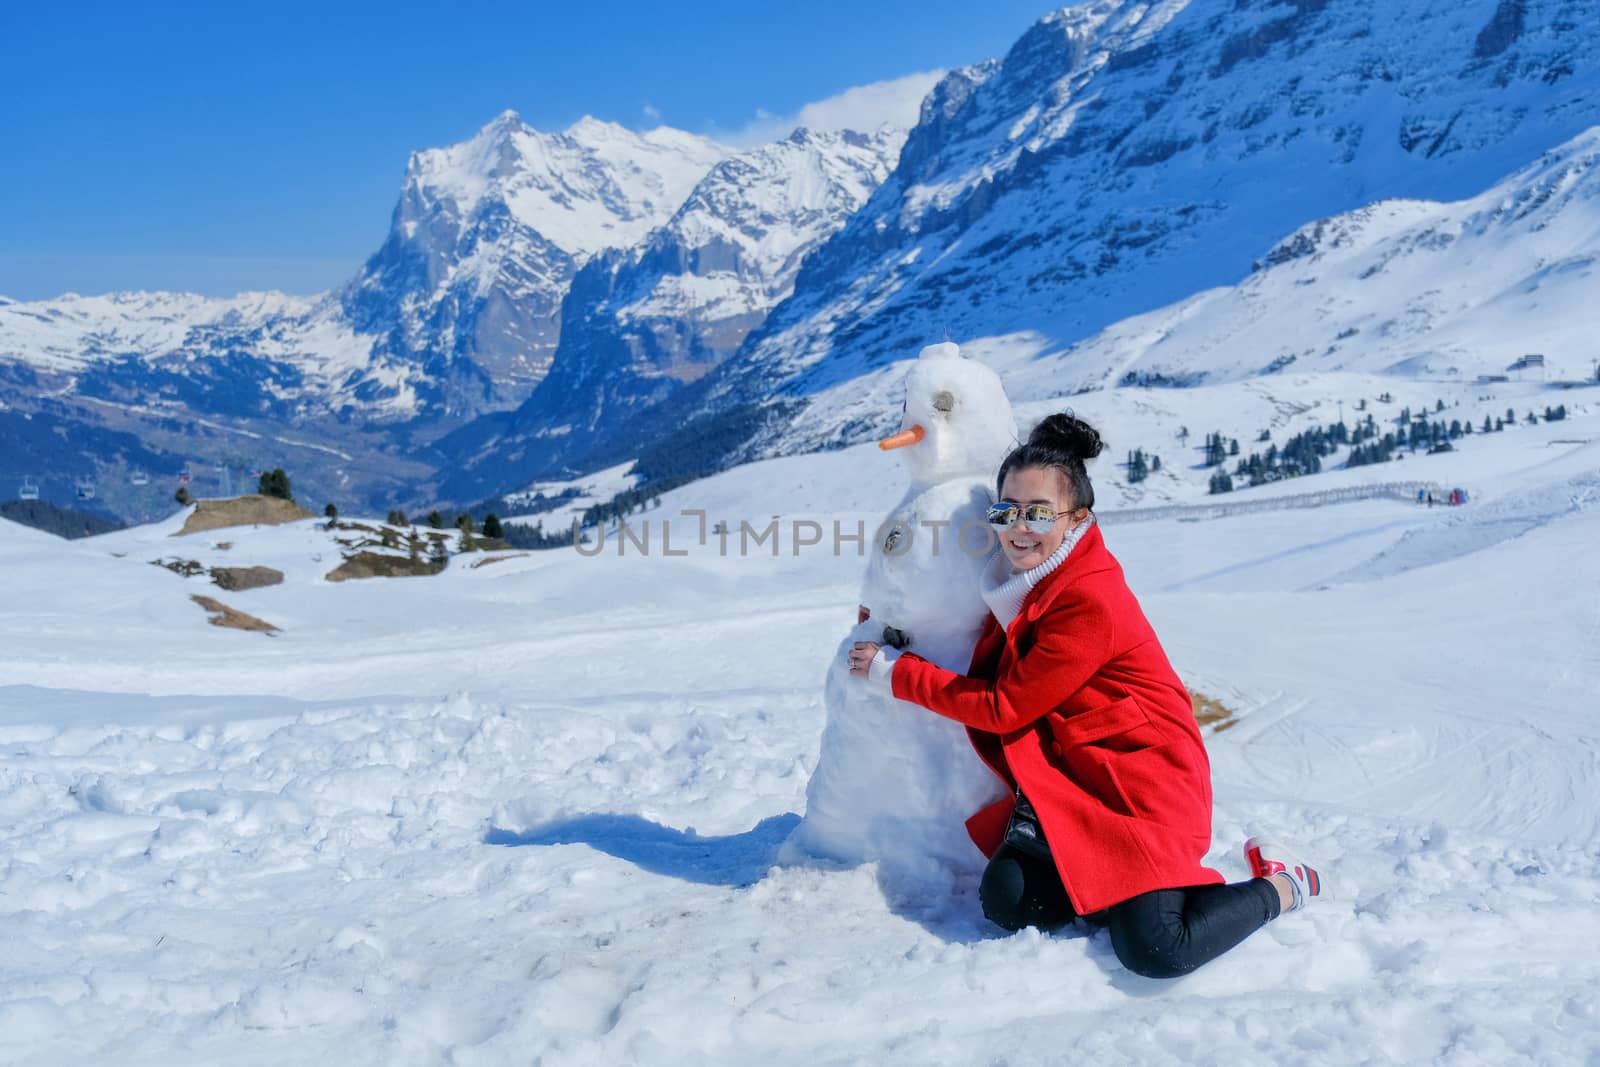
[0,115,730,431]
[441,126,906,494]
[338,112,731,414]
[0,115,753,518]
[733,120,1600,459]
[678,0,1600,463]
[11,0,1600,521]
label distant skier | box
[848,412,1325,978]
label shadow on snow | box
[485,811,802,887]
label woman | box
[846,413,1323,979]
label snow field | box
[0,379,1597,1062]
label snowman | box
[783,340,1018,886]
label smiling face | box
[996,465,1083,571]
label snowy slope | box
[690,0,1600,463]
[1,377,1597,1062]
[741,120,1600,463]
[1044,126,1600,390]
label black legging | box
[978,841,1281,979]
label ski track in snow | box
[2,402,1600,1063]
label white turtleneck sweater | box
[864,514,1096,691]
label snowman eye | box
[932,390,955,413]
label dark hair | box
[996,411,1104,511]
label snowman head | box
[879,341,1017,487]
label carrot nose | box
[879,425,926,450]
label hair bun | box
[1028,412,1103,460]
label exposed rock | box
[1475,0,1527,59]
[210,565,284,591]
[152,557,207,578]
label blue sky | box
[0,1,1054,301]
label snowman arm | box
[888,599,1116,733]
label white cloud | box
[721,69,947,148]
[641,103,662,124]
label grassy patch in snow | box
[1190,689,1238,732]
[175,496,314,536]
[190,594,279,634]
[325,551,446,582]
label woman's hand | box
[847,641,881,678]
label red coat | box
[890,522,1222,914]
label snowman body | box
[785,343,1016,882]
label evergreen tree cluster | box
[630,401,802,485]
[1233,421,1352,485]
[1346,429,1401,467]
[1202,433,1238,467]
[0,499,124,539]
[499,521,584,551]
[1125,449,1161,483]
[578,482,676,531]
[1405,416,1462,454]
[473,487,581,520]
[258,468,293,501]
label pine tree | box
[428,510,444,529]
[259,468,292,501]
[483,513,503,539]
[324,502,337,522]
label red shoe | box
[1244,836,1324,912]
